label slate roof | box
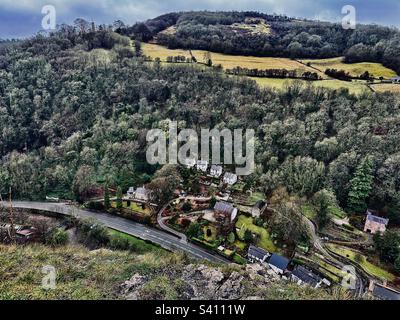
[214,201,235,215]
[292,266,322,286]
[366,212,389,226]
[248,245,270,260]
[373,284,400,301]
[268,254,290,271]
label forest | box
[124,11,400,75]
[0,22,400,228]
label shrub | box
[46,228,69,246]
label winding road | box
[2,201,229,264]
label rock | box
[120,273,147,295]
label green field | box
[327,244,396,282]
[236,215,277,253]
[300,57,397,79]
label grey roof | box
[373,284,400,301]
[254,200,266,209]
[268,254,290,271]
[366,213,389,226]
[292,266,322,286]
[214,201,235,215]
[391,76,400,80]
[248,245,270,260]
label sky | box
[0,0,399,39]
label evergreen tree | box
[116,186,123,209]
[347,157,375,214]
[104,182,110,209]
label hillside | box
[0,244,353,300]
[125,11,400,74]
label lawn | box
[236,215,277,253]
[112,201,150,215]
[302,204,317,221]
[109,230,161,254]
[327,244,396,282]
[203,225,218,242]
[300,57,397,79]
[247,191,265,205]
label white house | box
[247,245,270,264]
[196,160,208,172]
[184,158,196,169]
[127,186,149,202]
[210,165,223,178]
[223,172,238,185]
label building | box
[214,201,238,223]
[268,254,290,274]
[196,160,208,172]
[369,281,400,300]
[251,200,267,218]
[391,76,400,83]
[364,210,389,234]
[127,186,149,202]
[247,245,270,264]
[291,266,323,288]
[184,158,196,169]
[210,165,223,178]
[223,172,238,185]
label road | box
[3,201,229,264]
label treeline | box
[122,11,400,74]
[325,69,374,82]
[1,27,400,227]
[226,67,320,80]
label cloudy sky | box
[1,0,399,38]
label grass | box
[236,215,277,253]
[371,83,400,94]
[111,201,150,215]
[302,204,317,221]
[143,43,321,74]
[300,57,397,79]
[327,244,396,282]
[203,225,218,242]
[247,191,265,205]
[109,230,161,254]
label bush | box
[46,228,69,246]
[86,201,105,211]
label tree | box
[312,189,337,229]
[104,182,110,209]
[134,40,142,57]
[116,186,123,209]
[244,230,254,243]
[72,166,94,202]
[227,232,235,244]
[347,157,375,214]
[395,255,400,273]
[187,222,201,238]
[373,230,400,264]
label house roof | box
[268,254,290,271]
[391,76,400,80]
[211,165,223,172]
[366,213,389,226]
[292,266,322,286]
[136,187,148,196]
[373,284,400,301]
[214,201,235,215]
[248,245,270,260]
[254,200,266,210]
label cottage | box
[184,158,196,169]
[196,160,208,172]
[223,172,238,185]
[391,76,400,83]
[268,254,290,274]
[210,165,223,178]
[127,186,149,202]
[369,281,400,300]
[214,201,238,223]
[291,266,323,288]
[247,245,270,264]
[364,210,389,234]
[251,200,267,218]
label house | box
[291,266,323,288]
[127,186,149,202]
[196,160,208,172]
[247,245,270,264]
[268,254,290,274]
[223,172,238,185]
[210,165,223,178]
[369,281,400,300]
[364,210,389,234]
[390,76,400,83]
[214,201,238,223]
[184,158,196,169]
[251,200,267,218]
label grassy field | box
[236,215,277,253]
[371,83,400,93]
[300,57,397,79]
[143,43,320,74]
[248,77,370,94]
[327,244,396,282]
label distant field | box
[300,57,397,79]
[143,43,320,74]
[371,83,400,93]
[249,77,369,95]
